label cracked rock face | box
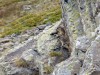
[52,0,100,75]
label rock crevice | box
[52,0,100,75]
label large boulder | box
[52,57,81,75]
[34,20,71,64]
[34,21,62,54]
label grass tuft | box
[49,51,62,57]
[44,65,53,74]
[13,58,29,68]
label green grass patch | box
[0,6,61,37]
[49,51,62,57]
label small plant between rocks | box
[49,51,62,57]
[13,58,29,68]
[44,65,53,74]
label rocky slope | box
[0,0,100,75]
[0,20,71,75]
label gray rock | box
[95,35,100,41]
[95,25,100,35]
[0,65,6,75]
[57,0,100,75]
[21,49,35,61]
[76,36,90,52]
[35,20,62,54]
[3,36,36,62]
[53,68,71,75]
[0,38,11,44]
[0,47,4,51]
[52,57,81,75]
[0,42,14,48]
[75,36,91,60]
[37,24,48,30]
[23,5,32,11]
[79,39,100,75]
[7,68,33,75]
[33,28,41,35]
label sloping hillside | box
[0,0,61,37]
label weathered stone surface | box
[0,65,6,75]
[52,0,100,75]
[0,38,11,43]
[76,36,90,51]
[7,68,33,75]
[21,49,37,62]
[52,57,81,75]
[35,21,61,54]
[79,36,100,75]
[74,36,91,60]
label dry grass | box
[13,58,29,68]
[44,65,53,74]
